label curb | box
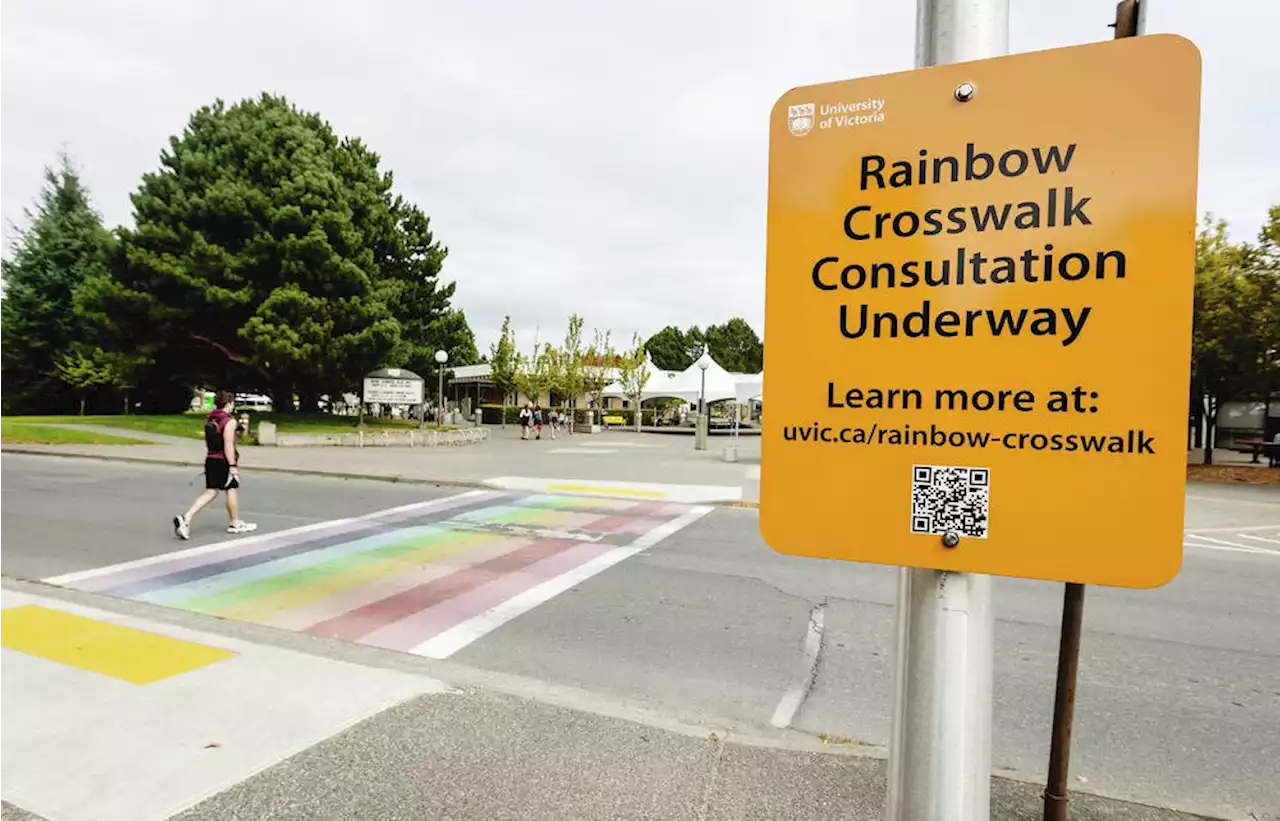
[0,575,1233,821]
[1,447,762,508]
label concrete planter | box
[263,427,490,448]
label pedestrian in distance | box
[533,404,544,440]
[519,403,532,439]
[173,390,257,539]
[548,408,559,440]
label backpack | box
[204,409,231,457]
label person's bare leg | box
[225,488,239,523]
[184,489,218,521]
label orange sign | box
[760,36,1201,588]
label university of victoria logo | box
[788,103,816,136]
[786,98,888,137]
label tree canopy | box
[644,320,761,373]
[616,332,651,431]
[79,94,474,411]
[2,153,114,413]
[704,318,763,373]
[1191,209,1280,461]
[644,326,694,370]
[488,315,519,419]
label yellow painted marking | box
[1,605,235,684]
[547,484,667,498]
[500,506,573,526]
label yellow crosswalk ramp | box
[547,483,668,498]
[1,604,235,684]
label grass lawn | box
[4,414,205,439]
[1,420,153,445]
[2,412,452,441]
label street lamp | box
[435,349,448,425]
[695,356,709,451]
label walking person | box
[548,408,559,440]
[533,404,544,440]
[173,390,257,539]
[519,403,532,440]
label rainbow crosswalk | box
[49,490,711,659]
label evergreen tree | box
[83,94,471,411]
[1,152,114,413]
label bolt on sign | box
[759,36,1202,588]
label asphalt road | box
[3,454,1277,820]
[0,455,450,580]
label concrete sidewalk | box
[1,579,1223,821]
[3,425,760,495]
[174,691,1216,821]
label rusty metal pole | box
[1111,0,1140,38]
[1042,12,1141,820]
[1042,582,1086,821]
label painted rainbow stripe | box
[57,491,705,658]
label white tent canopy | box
[735,373,763,404]
[644,347,741,403]
[600,347,761,404]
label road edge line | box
[770,602,826,728]
[3,449,762,508]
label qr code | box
[911,465,990,539]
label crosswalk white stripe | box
[1183,541,1270,556]
[1238,534,1280,552]
[1186,533,1257,549]
[409,505,715,659]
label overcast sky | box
[3,0,1276,354]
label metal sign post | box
[759,0,1198,817]
[885,4,1006,819]
[1043,8,1145,821]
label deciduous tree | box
[55,345,140,416]
[704,317,764,373]
[1191,213,1276,463]
[616,333,651,431]
[557,314,587,431]
[582,329,615,427]
[514,337,555,408]
[489,316,518,426]
[644,325,692,371]
[644,320,762,373]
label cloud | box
[3,0,1276,353]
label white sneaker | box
[227,520,258,534]
[174,515,190,540]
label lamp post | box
[695,357,709,451]
[434,349,448,426]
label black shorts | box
[205,458,240,490]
